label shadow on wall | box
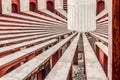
[47,1,54,12]
[97,0,105,15]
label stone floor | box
[73,53,85,80]
[73,36,85,80]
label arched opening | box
[30,2,36,12]
[97,1,105,15]
[42,62,51,79]
[12,3,18,13]
[47,1,54,12]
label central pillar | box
[68,0,96,32]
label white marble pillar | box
[20,0,29,12]
[2,0,11,14]
[38,0,46,10]
[68,0,96,32]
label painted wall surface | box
[20,0,29,12]
[2,0,11,14]
[55,0,63,10]
[112,0,120,79]
[38,0,46,10]
[0,0,2,14]
[12,0,19,5]
[99,49,104,68]
[38,0,54,12]
[30,0,37,3]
